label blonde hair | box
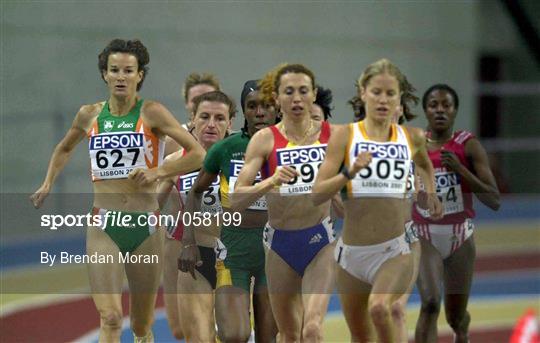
[258,63,316,105]
[353,58,418,122]
[182,72,221,102]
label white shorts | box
[335,234,411,285]
[415,219,474,259]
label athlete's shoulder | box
[79,102,103,118]
[140,99,166,114]
[252,126,274,141]
[327,123,348,137]
[223,131,244,144]
[403,125,425,141]
[453,130,475,145]
[76,102,102,130]
[209,135,230,153]
[327,122,338,131]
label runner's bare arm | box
[179,169,218,278]
[410,127,443,219]
[312,125,371,205]
[457,138,500,210]
[157,152,183,209]
[231,128,284,211]
[130,101,205,185]
[30,104,98,208]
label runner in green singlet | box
[30,39,204,343]
[179,80,278,342]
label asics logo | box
[309,233,323,244]
[118,121,134,129]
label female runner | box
[31,39,204,342]
[230,64,337,341]
[159,90,234,342]
[413,84,500,343]
[160,72,220,340]
[180,80,278,342]
[312,59,442,342]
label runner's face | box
[425,89,456,132]
[103,53,142,97]
[360,73,400,123]
[193,101,231,148]
[311,103,324,121]
[243,90,277,134]
[186,84,216,116]
[275,73,316,120]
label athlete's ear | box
[137,70,144,85]
[313,86,318,101]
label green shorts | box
[92,207,158,255]
[216,226,266,292]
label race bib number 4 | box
[229,160,267,210]
[435,171,464,215]
[179,172,222,215]
[89,132,146,179]
[276,145,326,195]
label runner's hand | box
[441,149,464,174]
[416,190,429,210]
[271,166,298,186]
[427,192,443,220]
[129,168,158,186]
[350,152,372,177]
[178,245,202,279]
[30,184,50,209]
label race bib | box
[179,171,222,215]
[350,142,410,197]
[276,145,326,195]
[89,132,146,179]
[435,171,464,215]
[228,160,267,210]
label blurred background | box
[1,1,539,342]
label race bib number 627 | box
[89,132,146,179]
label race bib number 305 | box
[229,160,267,210]
[276,145,326,195]
[89,132,146,179]
[350,142,410,198]
[435,171,464,215]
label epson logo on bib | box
[90,133,144,150]
[354,142,409,160]
[435,172,460,190]
[277,146,326,165]
[179,172,220,192]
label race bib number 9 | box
[89,132,146,179]
[276,145,326,195]
[435,171,464,215]
[179,172,222,215]
[229,160,267,210]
